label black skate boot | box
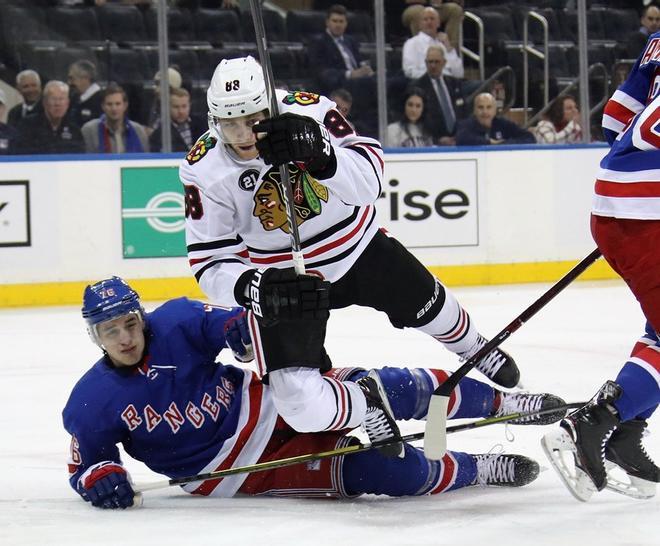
[605,419,660,483]
[559,381,622,490]
[357,370,404,458]
[493,391,567,425]
[460,335,520,388]
[472,453,540,487]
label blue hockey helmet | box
[82,277,145,344]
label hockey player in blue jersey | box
[542,94,660,502]
[63,277,567,509]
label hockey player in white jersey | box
[180,56,525,452]
[542,93,660,502]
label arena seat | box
[241,8,286,43]
[46,6,102,44]
[286,10,326,43]
[196,9,243,46]
[95,4,148,44]
[144,6,196,43]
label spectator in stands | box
[309,4,378,135]
[81,83,149,154]
[329,88,356,131]
[0,90,17,155]
[401,1,464,50]
[67,60,103,128]
[7,70,43,128]
[386,87,434,148]
[402,6,463,80]
[309,4,375,93]
[150,87,206,153]
[12,81,84,155]
[412,45,465,145]
[534,95,582,145]
[146,67,184,135]
[627,4,660,58]
[456,92,535,146]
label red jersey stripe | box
[604,99,636,125]
[430,452,456,494]
[595,179,660,198]
[249,206,372,265]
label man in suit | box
[627,4,660,58]
[309,4,374,94]
[7,70,43,128]
[150,87,206,153]
[67,60,103,128]
[412,45,466,145]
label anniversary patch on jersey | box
[253,165,328,233]
[186,132,217,165]
[238,169,260,191]
[282,91,321,107]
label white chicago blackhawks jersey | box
[179,90,384,307]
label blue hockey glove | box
[79,461,135,509]
[224,310,254,362]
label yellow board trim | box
[0,259,618,308]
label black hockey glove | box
[235,267,331,326]
[253,113,337,178]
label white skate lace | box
[362,405,397,443]
[474,453,516,486]
[498,393,545,422]
[461,335,506,378]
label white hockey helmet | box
[207,55,268,116]
[207,56,269,144]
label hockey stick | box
[423,248,602,460]
[135,401,584,494]
[249,0,305,275]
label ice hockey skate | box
[460,335,520,388]
[357,370,405,458]
[542,380,657,501]
[494,391,567,425]
[472,453,540,487]
[603,419,659,499]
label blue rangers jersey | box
[62,298,277,498]
[602,31,660,144]
[593,93,660,219]
[179,89,384,307]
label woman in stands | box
[534,95,582,145]
[386,87,434,148]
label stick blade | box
[424,394,450,460]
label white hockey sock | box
[416,285,480,355]
[269,367,367,433]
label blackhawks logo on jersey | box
[282,91,321,107]
[253,165,328,233]
[185,132,217,165]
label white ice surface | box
[0,280,657,546]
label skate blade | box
[604,461,657,500]
[541,430,596,502]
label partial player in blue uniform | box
[542,97,660,502]
[63,277,566,509]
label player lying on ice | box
[62,277,569,509]
[541,63,660,501]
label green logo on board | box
[121,167,186,258]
